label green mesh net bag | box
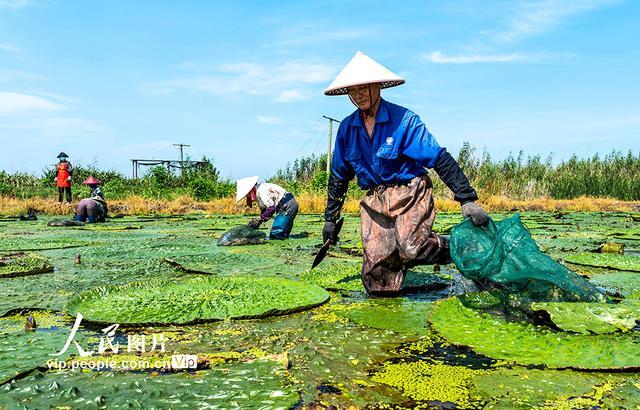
[450,214,604,302]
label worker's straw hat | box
[236,176,259,202]
[57,152,69,159]
[324,51,405,96]
[83,176,101,185]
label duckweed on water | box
[371,360,483,407]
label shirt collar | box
[349,98,390,127]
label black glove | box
[324,173,349,222]
[248,217,262,229]
[461,202,489,226]
[434,150,478,204]
[322,221,338,244]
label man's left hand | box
[248,217,262,229]
[461,202,489,226]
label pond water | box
[1,211,640,408]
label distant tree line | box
[270,143,640,201]
[2,147,639,201]
[0,156,234,201]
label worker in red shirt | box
[55,152,73,205]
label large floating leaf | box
[530,301,640,334]
[332,299,434,335]
[470,368,612,408]
[0,361,299,409]
[0,311,79,385]
[589,272,640,297]
[429,297,640,369]
[0,237,89,251]
[0,252,53,278]
[66,275,329,325]
[565,252,640,272]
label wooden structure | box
[130,159,210,179]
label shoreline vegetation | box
[0,194,638,217]
[2,144,639,216]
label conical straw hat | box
[83,176,101,185]
[236,176,259,202]
[324,51,405,96]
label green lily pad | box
[589,272,640,297]
[333,299,434,335]
[530,301,640,334]
[565,252,640,272]
[0,252,53,278]
[0,311,80,385]
[429,297,640,369]
[470,368,612,408]
[0,361,299,408]
[66,276,330,325]
[0,237,89,251]
[300,263,363,291]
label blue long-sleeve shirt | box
[331,98,446,190]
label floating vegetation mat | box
[0,237,89,251]
[0,361,299,409]
[0,252,53,278]
[430,297,640,369]
[1,213,640,407]
[530,300,640,334]
[67,275,330,325]
[565,252,640,272]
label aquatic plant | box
[0,361,300,408]
[565,252,640,272]
[429,297,640,369]
[0,252,53,278]
[589,272,640,297]
[66,276,330,325]
[530,301,640,334]
[332,299,434,335]
[371,360,482,407]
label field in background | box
[1,193,638,217]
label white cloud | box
[0,43,19,52]
[0,70,43,82]
[0,91,62,115]
[273,89,304,103]
[496,0,619,42]
[140,60,335,102]
[0,0,30,9]
[422,50,565,64]
[257,115,283,124]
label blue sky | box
[0,0,638,179]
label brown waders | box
[359,175,451,295]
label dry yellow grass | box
[0,194,637,217]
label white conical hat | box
[236,176,259,202]
[324,51,405,96]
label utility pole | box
[173,143,190,176]
[322,116,340,175]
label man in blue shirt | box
[322,51,488,295]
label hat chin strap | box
[348,85,380,118]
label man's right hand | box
[322,220,338,244]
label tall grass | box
[1,144,639,216]
[272,143,640,201]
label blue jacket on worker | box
[331,98,445,190]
